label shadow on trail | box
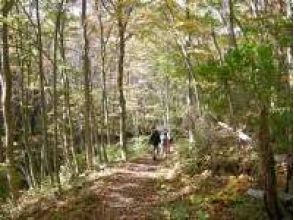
[17,155,175,220]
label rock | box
[201,170,212,178]
[98,164,107,170]
[246,188,264,199]
[274,154,288,164]
[217,122,233,132]
[278,191,292,202]
[247,188,293,204]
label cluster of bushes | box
[178,116,258,177]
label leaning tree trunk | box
[82,0,93,169]
[258,106,282,220]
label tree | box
[117,0,128,160]
[16,15,36,188]
[59,7,79,174]
[36,0,52,183]
[82,0,94,169]
[52,0,64,186]
[2,0,16,200]
[95,0,111,163]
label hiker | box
[149,126,161,160]
[162,129,171,157]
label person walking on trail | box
[149,127,161,160]
[162,130,171,158]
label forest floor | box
[8,147,268,220]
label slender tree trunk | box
[117,2,127,161]
[27,49,41,185]
[52,0,63,187]
[165,75,170,131]
[82,0,93,169]
[92,104,102,163]
[17,29,36,189]
[211,27,223,63]
[2,0,16,200]
[211,26,234,125]
[185,0,200,143]
[224,79,234,127]
[258,106,282,220]
[89,77,95,166]
[97,0,109,162]
[25,61,37,188]
[228,0,237,48]
[60,11,78,174]
[36,0,52,183]
[61,74,70,169]
[0,52,3,164]
[226,0,237,128]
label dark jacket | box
[149,130,161,146]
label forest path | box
[18,152,185,220]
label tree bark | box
[36,0,52,183]
[2,0,17,200]
[184,0,201,143]
[60,12,79,174]
[96,0,109,163]
[258,106,283,220]
[52,0,63,187]
[17,26,36,189]
[165,75,170,131]
[82,0,93,169]
[117,0,128,161]
[228,0,237,48]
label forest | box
[0,0,293,219]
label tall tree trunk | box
[52,0,63,187]
[61,74,70,169]
[228,0,237,48]
[60,9,78,174]
[96,0,109,162]
[184,0,200,143]
[258,106,282,220]
[92,103,102,163]
[2,0,16,200]
[117,1,127,161]
[36,0,52,183]
[211,26,234,126]
[17,28,36,189]
[27,49,41,185]
[82,0,93,169]
[226,0,236,128]
[89,75,95,166]
[0,50,3,164]
[165,75,170,131]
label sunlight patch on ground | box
[108,192,135,207]
[110,182,139,191]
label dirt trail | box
[18,154,181,220]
